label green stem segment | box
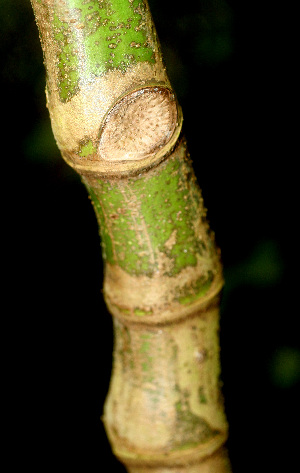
[39,0,159,102]
[31,1,231,471]
[84,139,222,318]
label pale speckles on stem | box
[130,41,141,48]
[195,348,207,363]
[164,229,177,252]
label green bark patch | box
[78,139,97,157]
[87,149,214,278]
[173,397,219,449]
[198,386,208,404]
[52,0,156,101]
[178,272,214,305]
[88,186,115,263]
[53,13,80,102]
[134,308,153,317]
[134,156,199,276]
[139,334,154,380]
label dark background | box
[2,1,298,471]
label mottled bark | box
[30,1,231,471]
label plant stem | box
[30,1,231,471]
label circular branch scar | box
[98,87,178,162]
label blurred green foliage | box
[0,0,43,85]
[224,239,283,292]
[269,346,300,389]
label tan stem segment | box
[103,298,229,472]
[127,448,231,473]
